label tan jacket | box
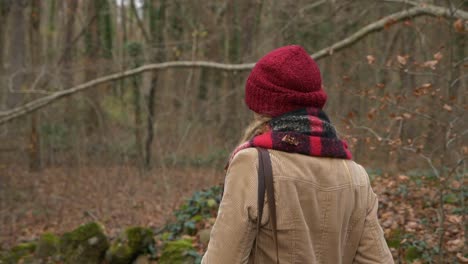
[202,148,393,264]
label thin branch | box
[348,119,443,178]
[402,146,440,177]
[383,0,420,6]
[450,74,468,88]
[447,128,468,148]
[349,120,389,142]
[1,4,467,125]
[312,4,468,59]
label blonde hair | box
[238,113,272,145]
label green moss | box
[125,226,154,252]
[106,226,154,264]
[105,242,134,264]
[386,228,402,248]
[1,242,36,264]
[443,193,458,204]
[35,232,60,259]
[59,222,109,264]
[159,239,196,264]
[405,246,421,262]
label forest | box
[0,0,466,263]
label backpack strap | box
[255,148,279,264]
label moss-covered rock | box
[198,229,211,245]
[35,232,60,260]
[1,242,36,264]
[59,222,109,264]
[105,242,134,264]
[105,226,154,264]
[125,227,154,253]
[159,239,197,264]
[132,254,150,264]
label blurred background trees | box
[0,0,466,262]
[0,0,465,172]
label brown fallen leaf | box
[451,180,461,189]
[446,238,464,252]
[406,221,419,228]
[446,214,462,224]
[398,175,409,181]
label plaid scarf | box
[230,108,352,164]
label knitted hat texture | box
[245,45,327,117]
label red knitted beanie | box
[245,45,327,117]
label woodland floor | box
[0,165,466,263]
[0,165,221,249]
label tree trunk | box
[28,0,42,171]
[0,1,10,72]
[145,0,166,169]
[7,1,26,108]
[0,1,11,110]
[81,0,113,138]
[62,0,78,124]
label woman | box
[202,45,393,263]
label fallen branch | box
[1,4,466,125]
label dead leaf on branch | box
[453,19,465,33]
[433,51,443,61]
[462,146,468,155]
[413,83,432,96]
[397,55,408,65]
[376,83,385,89]
[422,60,438,70]
[443,104,453,112]
[384,18,398,29]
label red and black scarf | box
[230,107,352,163]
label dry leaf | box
[423,60,438,70]
[463,146,468,155]
[406,221,419,229]
[403,113,412,119]
[384,18,397,29]
[446,238,463,252]
[366,55,376,64]
[453,19,465,33]
[446,214,462,224]
[434,51,443,61]
[443,104,453,112]
[397,55,408,65]
[451,180,461,189]
[398,175,409,181]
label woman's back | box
[202,45,393,263]
[202,148,393,263]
